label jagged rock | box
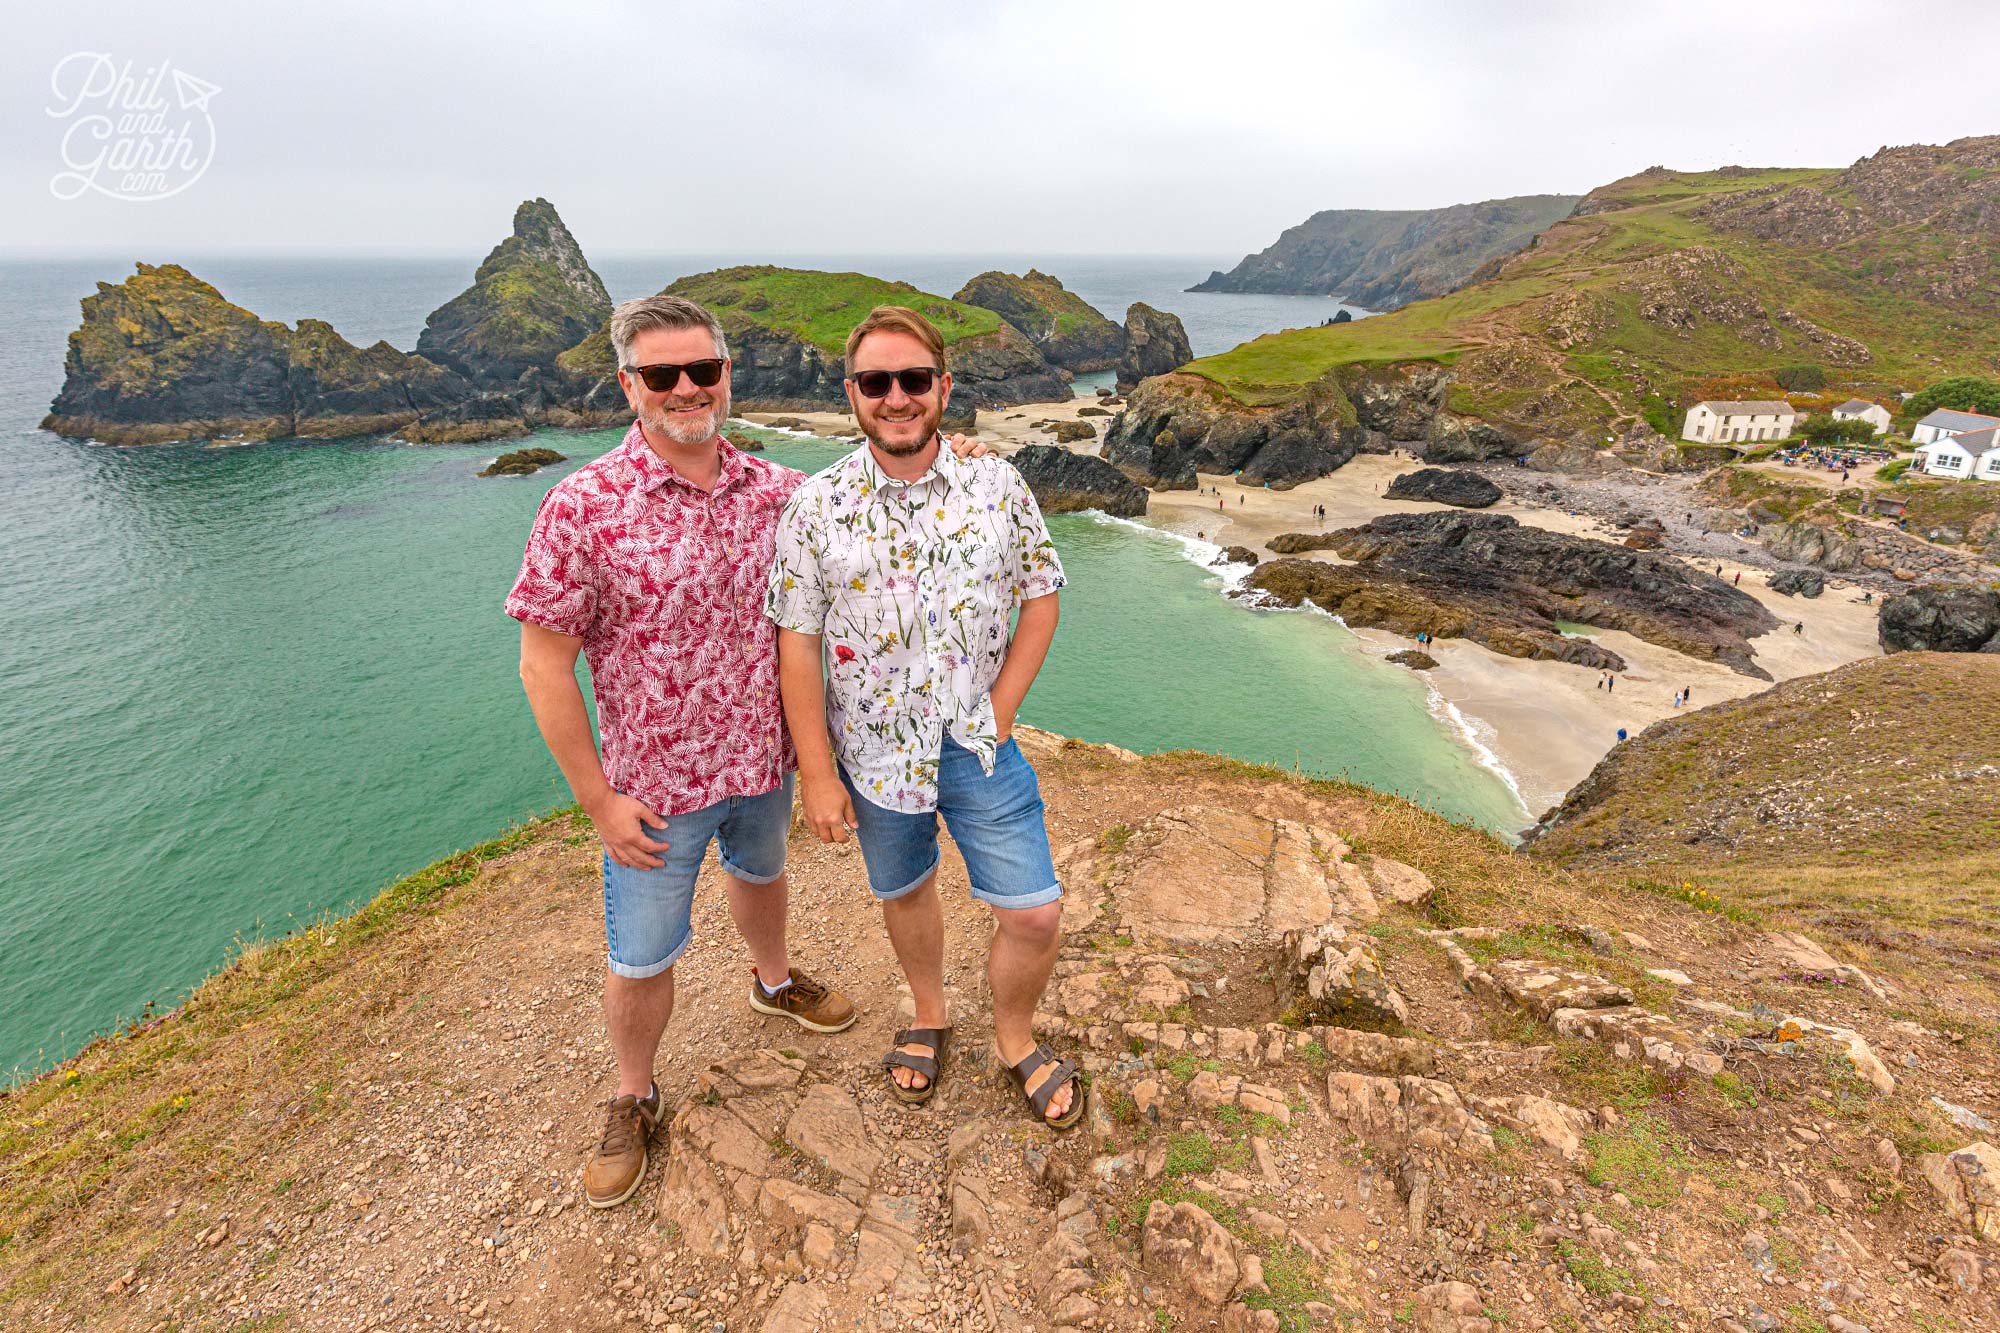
[1488,959,1633,1021]
[1103,372,1361,490]
[1920,1142,2000,1240]
[954,270,1125,373]
[1285,924,1411,1027]
[1249,511,1780,678]
[1415,1280,1495,1333]
[1387,649,1439,671]
[1768,1015,1896,1095]
[1363,856,1435,909]
[1759,932,1891,1000]
[403,394,532,444]
[418,199,612,389]
[758,1281,828,1333]
[1526,437,1619,476]
[1473,1094,1595,1161]
[1116,303,1193,392]
[1324,1073,1495,1154]
[1385,468,1503,508]
[1141,1200,1245,1305]
[1550,1005,1724,1076]
[1935,1246,1992,1294]
[479,446,567,477]
[1879,584,2000,654]
[1010,444,1148,517]
[1767,568,1824,598]
[1213,545,1260,567]
[1310,1026,1437,1077]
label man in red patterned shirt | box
[505,295,860,1209]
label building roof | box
[1834,398,1882,414]
[1916,426,2000,454]
[1914,408,2000,434]
[1694,400,1794,416]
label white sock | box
[758,972,791,998]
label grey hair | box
[608,294,728,367]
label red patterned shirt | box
[504,423,803,817]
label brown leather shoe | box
[583,1083,662,1209]
[748,967,857,1034]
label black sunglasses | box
[622,359,726,393]
[849,367,942,399]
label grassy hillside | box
[663,266,1004,356]
[1180,141,2000,437]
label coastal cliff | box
[1190,194,1579,306]
[954,269,1125,373]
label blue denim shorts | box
[840,737,1062,910]
[601,774,793,979]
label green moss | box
[665,266,1003,356]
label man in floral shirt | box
[768,306,1083,1129]
[506,295,859,1209]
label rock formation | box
[1384,468,1503,508]
[953,270,1124,373]
[1009,444,1148,517]
[479,446,566,477]
[1247,511,1780,676]
[1879,583,2000,653]
[1102,374,1360,490]
[1115,303,1192,393]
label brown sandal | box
[1005,1042,1086,1130]
[882,1027,949,1105]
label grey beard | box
[641,395,728,445]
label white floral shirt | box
[765,441,1066,812]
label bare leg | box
[726,870,791,984]
[988,902,1071,1120]
[880,873,947,1091]
[603,968,675,1098]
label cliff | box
[1190,194,1580,307]
[8,731,1997,1332]
[953,269,1125,372]
[1114,303,1192,394]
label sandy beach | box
[743,404,1887,821]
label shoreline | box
[738,408,1887,819]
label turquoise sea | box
[0,256,1522,1078]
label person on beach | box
[769,305,1084,1130]
[507,295,983,1209]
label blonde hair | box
[844,305,945,369]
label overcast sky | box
[5,0,1997,261]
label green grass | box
[1162,1131,1215,1179]
[665,265,1003,355]
[1556,1239,1646,1298]
[1581,1113,1690,1206]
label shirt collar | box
[622,420,749,496]
[855,433,954,498]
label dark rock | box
[1103,374,1360,490]
[401,394,532,444]
[1116,304,1192,393]
[953,270,1124,373]
[1767,569,1824,598]
[1623,521,1666,550]
[480,446,567,477]
[1009,444,1148,518]
[1077,406,1112,417]
[417,199,612,390]
[1387,649,1438,670]
[722,430,765,452]
[1249,511,1781,677]
[1045,420,1096,444]
[1213,546,1259,567]
[1384,468,1503,508]
[1879,584,2000,653]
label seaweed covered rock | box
[479,446,567,477]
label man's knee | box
[993,901,1062,951]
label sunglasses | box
[849,367,942,399]
[622,359,726,393]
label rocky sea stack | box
[416,198,612,390]
[1115,303,1193,393]
[1009,444,1148,518]
[1247,511,1781,676]
[953,270,1124,373]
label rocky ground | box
[5,735,1995,1333]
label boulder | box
[1010,445,1148,518]
[1116,302,1193,392]
[1415,1280,1495,1333]
[1768,569,1824,598]
[1284,923,1411,1027]
[1387,649,1439,670]
[1385,468,1503,508]
[479,446,567,477]
[1141,1201,1245,1305]
[1920,1142,2000,1240]
[1323,1073,1495,1154]
[1878,583,2000,653]
[1212,545,1260,567]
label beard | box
[640,388,729,446]
[864,399,943,456]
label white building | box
[1912,426,2000,481]
[1831,398,1892,436]
[1909,407,2000,445]
[1680,400,1800,444]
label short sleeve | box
[765,487,830,634]
[503,484,598,638]
[1003,466,1066,601]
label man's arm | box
[776,627,855,843]
[990,592,1059,742]
[518,622,670,868]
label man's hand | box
[589,791,672,869]
[800,772,857,843]
[945,432,991,460]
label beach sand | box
[743,404,1886,821]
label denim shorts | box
[601,774,793,979]
[840,737,1062,910]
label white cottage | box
[1912,425,2000,480]
[1680,400,1800,444]
[1832,398,1892,436]
[1909,407,2000,445]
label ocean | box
[0,253,1522,1078]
